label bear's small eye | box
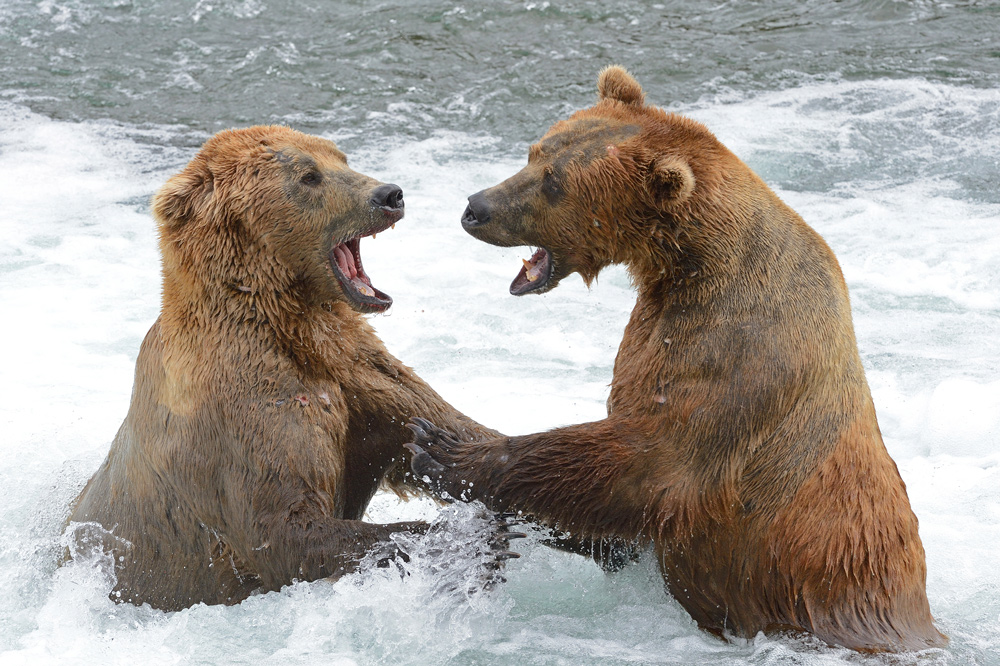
[541,166,563,204]
[300,171,322,186]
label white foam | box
[0,103,163,459]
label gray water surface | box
[4,1,997,142]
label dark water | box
[3,0,997,146]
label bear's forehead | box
[204,126,348,166]
[532,118,640,167]
[266,140,348,168]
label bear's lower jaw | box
[329,237,392,313]
[510,247,555,296]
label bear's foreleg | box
[249,517,428,591]
[406,417,660,541]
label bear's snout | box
[461,191,491,230]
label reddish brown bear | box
[68,126,498,611]
[406,67,947,652]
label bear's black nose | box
[462,191,491,229]
[370,184,404,210]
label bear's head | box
[152,126,404,314]
[461,66,714,295]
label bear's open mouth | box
[330,227,394,313]
[510,247,553,295]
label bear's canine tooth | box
[522,258,539,281]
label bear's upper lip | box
[329,209,402,313]
[510,247,554,295]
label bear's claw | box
[407,417,462,448]
[491,534,527,547]
[406,417,469,497]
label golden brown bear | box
[67,125,499,611]
[406,67,947,652]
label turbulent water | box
[1,1,999,664]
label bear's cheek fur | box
[524,171,627,280]
[248,173,378,301]
[549,210,615,285]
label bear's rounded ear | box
[646,155,695,208]
[597,65,645,107]
[151,160,214,230]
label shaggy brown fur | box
[407,67,947,652]
[68,126,496,611]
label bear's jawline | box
[510,247,553,296]
[329,236,392,312]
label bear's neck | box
[159,268,370,378]
[627,182,797,304]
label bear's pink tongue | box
[332,240,376,297]
[333,243,357,279]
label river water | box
[1,1,998,664]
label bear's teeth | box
[352,278,373,297]
[522,258,540,282]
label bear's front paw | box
[404,417,467,499]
